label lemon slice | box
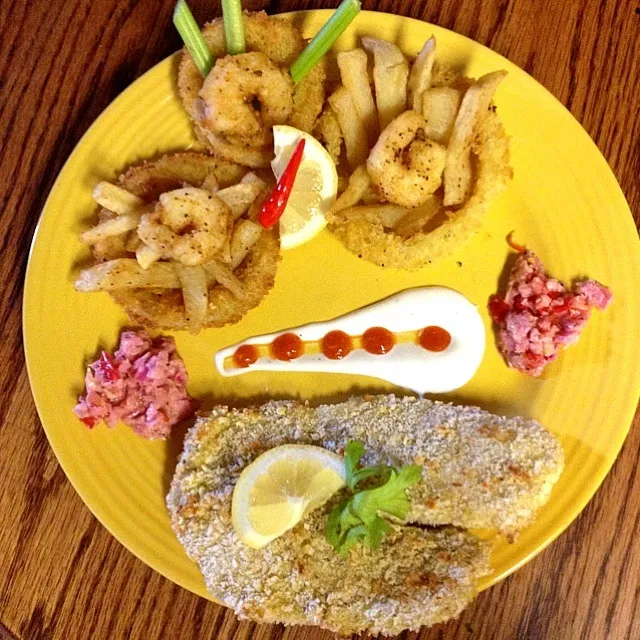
[231,444,346,549]
[271,125,338,250]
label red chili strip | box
[506,231,526,253]
[258,138,306,229]
[99,351,120,381]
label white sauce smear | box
[214,287,486,394]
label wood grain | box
[1,0,639,638]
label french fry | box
[201,172,220,193]
[341,204,409,228]
[337,49,378,146]
[407,36,436,111]
[203,260,247,298]
[74,259,180,292]
[125,230,142,253]
[175,264,208,334]
[337,174,349,194]
[329,165,371,216]
[136,244,162,269]
[444,151,473,208]
[361,183,381,205]
[92,182,145,215]
[230,220,263,269]
[422,87,462,144]
[444,71,507,206]
[216,182,265,219]
[361,37,409,131]
[393,196,443,238]
[328,86,369,169]
[79,212,142,245]
[218,232,233,265]
[217,206,235,265]
[240,172,267,187]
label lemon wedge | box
[271,125,338,250]
[231,444,346,549]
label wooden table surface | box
[2,0,639,638]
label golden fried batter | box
[92,152,280,330]
[330,107,512,269]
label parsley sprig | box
[325,441,421,554]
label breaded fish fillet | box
[317,396,564,534]
[168,395,563,634]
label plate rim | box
[22,8,640,602]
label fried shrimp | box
[196,52,294,148]
[367,110,447,208]
[80,152,280,331]
[137,188,231,266]
[331,109,511,269]
[178,12,325,167]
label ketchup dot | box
[271,333,304,361]
[233,344,259,368]
[321,330,353,360]
[418,326,451,352]
[361,327,395,355]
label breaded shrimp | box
[137,188,231,266]
[178,13,325,167]
[196,52,294,149]
[367,110,447,208]
[89,153,280,331]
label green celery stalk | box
[290,0,361,84]
[173,0,215,77]
[222,0,246,55]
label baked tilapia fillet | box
[167,395,563,635]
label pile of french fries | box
[76,175,267,334]
[325,35,506,236]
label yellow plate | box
[23,10,640,600]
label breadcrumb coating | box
[167,395,563,635]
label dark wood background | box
[2,0,639,638]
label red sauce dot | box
[361,327,395,355]
[271,333,304,361]
[418,326,452,352]
[321,330,353,360]
[233,344,259,368]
